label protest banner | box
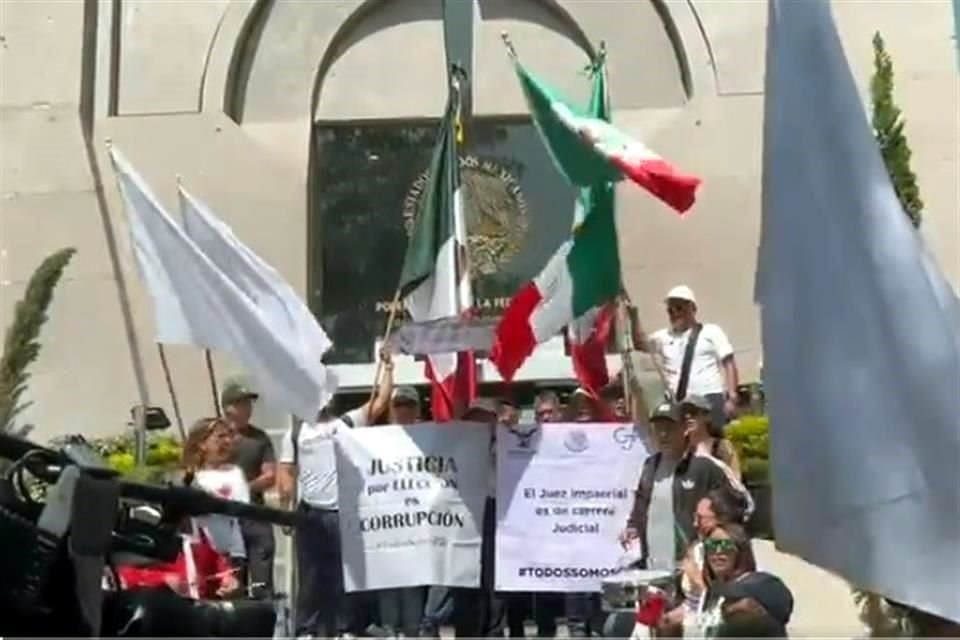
[496,422,650,592]
[335,422,492,591]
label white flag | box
[110,149,335,420]
[178,186,332,361]
[758,0,960,623]
[112,151,224,350]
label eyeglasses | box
[704,538,739,555]
[704,538,738,555]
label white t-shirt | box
[279,407,368,510]
[651,324,734,397]
[193,466,249,559]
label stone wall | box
[1,0,957,442]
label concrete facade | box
[1,0,958,442]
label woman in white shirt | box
[182,417,250,588]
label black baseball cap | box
[720,572,794,627]
[649,401,681,423]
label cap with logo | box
[220,381,259,406]
[719,571,794,626]
[649,401,681,423]
[665,285,697,305]
[679,394,712,414]
[391,386,420,405]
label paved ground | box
[753,539,865,638]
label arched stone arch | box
[206,0,702,126]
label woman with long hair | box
[182,417,250,588]
[684,522,757,638]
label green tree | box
[0,248,77,435]
[870,32,923,228]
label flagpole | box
[204,349,222,417]
[101,138,153,468]
[614,297,636,419]
[157,344,187,440]
[367,287,403,421]
[173,174,222,418]
[621,291,672,401]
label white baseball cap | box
[665,285,697,304]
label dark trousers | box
[565,592,605,638]
[704,392,730,435]
[377,587,426,637]
[452,497,505,638]
[239,518,275,599]
[421,585,454,636]
[294,504,351,637]
[504,592,560,638]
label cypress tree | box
[870,32,923,228]
[0,248,77,435]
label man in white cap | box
[643,285,740,431]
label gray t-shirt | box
[230,424,276,505]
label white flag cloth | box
[112,150,223,350]
[111,148,335,420]
[758,0,960,623]
[178,186,332,360]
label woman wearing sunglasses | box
[670,522,756,638]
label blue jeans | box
[377,587,426,637]
[421,586,454,636]
[294,505,352,637]
[705,392,729,435]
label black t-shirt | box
[230,424,275,505]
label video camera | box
[0,431,299,637]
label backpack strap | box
[291,420,303,468]
[675,323,703,401]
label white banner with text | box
[336,422,491,591]
[495,423,650,592]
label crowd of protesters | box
[117,285,806,638]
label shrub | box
[73,432,182,483]
[726,414,770,484]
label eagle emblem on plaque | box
[402,156,529,278]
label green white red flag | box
[492,57,622,382]
[397,73,474,419]
[510,46,701,213]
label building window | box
[311,119,575,364]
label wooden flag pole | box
[157,344,187,440]
[205,349,221,417]
[621,291,672,401]
[367,288,403,422]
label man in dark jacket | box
[622,400,748,565]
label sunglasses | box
[704,538,739,555]
[666,302,688,312]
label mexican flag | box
[511,51,701,213]
[398,78,475,420]
[566,302,616,396]
[492,61,622,382]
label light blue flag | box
[758,0,960,623]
